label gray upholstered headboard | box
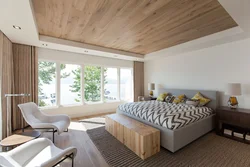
[158,88,219,110]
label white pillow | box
[186,99,199,107]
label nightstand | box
[150,97,157,100]
[216,106,250,143]
[138,96,157,102]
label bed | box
[116,88,218,153]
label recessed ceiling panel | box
[32,0,237,54]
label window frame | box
[38,60,58,108]
[103,66,119,103]
[120,67,134,102]
[83,64,102,104]
[38,60,134,108]
[59,63,83,107]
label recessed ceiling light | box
[13,25,21,30]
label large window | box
[104,68,118,102]
[60,64,81,105]
[84,66,101,103]
[38,61,56,107]
[38,61,133,108]
[120,68,133,101]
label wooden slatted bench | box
[105,113,160,160]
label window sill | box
[104,100,121,103]
[59,103,83,108]
[39,100,125,110]
[85,101,103,105]
[86,100,123,104]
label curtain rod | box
[5,93,31,97]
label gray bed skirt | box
[117,108,215,153]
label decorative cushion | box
[192,92,211,106]
[186,99,200,107]
[173,94,186,104]
[157,93,168,102]
[165,95,175,103]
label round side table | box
[0,130,41,151]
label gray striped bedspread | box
[118,101,213,130]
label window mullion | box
[101,66,104,103]
[117,68,120,101]
[81,64,85,105]
[56,62,61,106]
[131,68,134,102]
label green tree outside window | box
[38,62,108,106]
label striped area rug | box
[86,127,250,167]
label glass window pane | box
[104,68,118,102]
[60,64,81,105]
[84,66,101,103]
[38,61,56,107]
[120,69,133,101]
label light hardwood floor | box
[42,121,109,167]
[43,114,111,167]
[1,113,113,167]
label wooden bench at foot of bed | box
[105,113,160,160]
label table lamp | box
[148,83,155,97]
[226,83,241,109]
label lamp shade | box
[148,83,155,91]
[226,83,242,96]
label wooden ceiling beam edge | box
[39,35,144,61]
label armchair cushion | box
[18,102,70,135]
[0,138,77,167]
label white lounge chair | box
[0,138,77,167]
[18,102,70,142]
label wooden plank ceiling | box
[32,0,237,55]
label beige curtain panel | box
[133,61,144,102]
[0,31,38,139]
[0,31,14,138]
[12,44,38,131]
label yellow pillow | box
[173,94,186,104]
[157,93,168,102]
[192,92,211,106]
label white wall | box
[145,38,250,109]
[38,48,133,118]
[38,48,133,68]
